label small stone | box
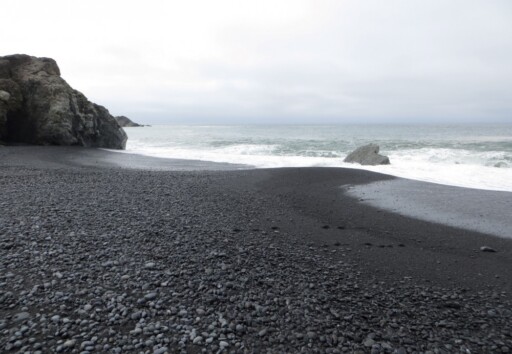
[219,341,229,349]
[371,345,381,354]
[13,312,30,322]
[193,336,203,344]
[0,90,10,102]
[397,348,407,354]
[480,246,497,252]
[63,339,76,348]
[145,262,156,268]
[196,308,205,316]
[145,292,157,300]
[80,340,94,349]
[51,315,61,323]
[364,338,375,347]
[84,304,92,311]
[131,311,142,320]
[258,328,267,337]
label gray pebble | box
[13,312,30,322]
[480,246,497,252]
[145,292,157,300]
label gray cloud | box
[1,0,511,124]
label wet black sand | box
[1,146,511,353]
[346,179,512,239]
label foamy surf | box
[119,124,512,192]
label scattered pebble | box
[12,312,30,322]
[480,246,497,252]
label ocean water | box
[121,124,512,192]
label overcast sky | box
[2,0,512,124]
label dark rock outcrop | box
[344,144,390,165]
[115,115,143,127]
[0,54,127,149]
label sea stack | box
[0,54,127,149]
[344,144,390,165]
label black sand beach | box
[1,146,511,353]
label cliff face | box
[0,54,127,149]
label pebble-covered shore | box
[1,149,511,353]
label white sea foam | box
[120,125,512,192]
[124,145,342,168]
[354,156,512,192]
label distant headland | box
[115,115,145,128]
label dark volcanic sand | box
[0,146,511,353]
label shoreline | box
[6,145,510,238]
[120,123,512,193]
[1,146,511,353]
[0,145,249,171]
[120,144,512,193]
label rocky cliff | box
[0,54,127,149]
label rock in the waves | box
[0,54,127,149]
[344,144,390,165]
[115,115,143,127]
